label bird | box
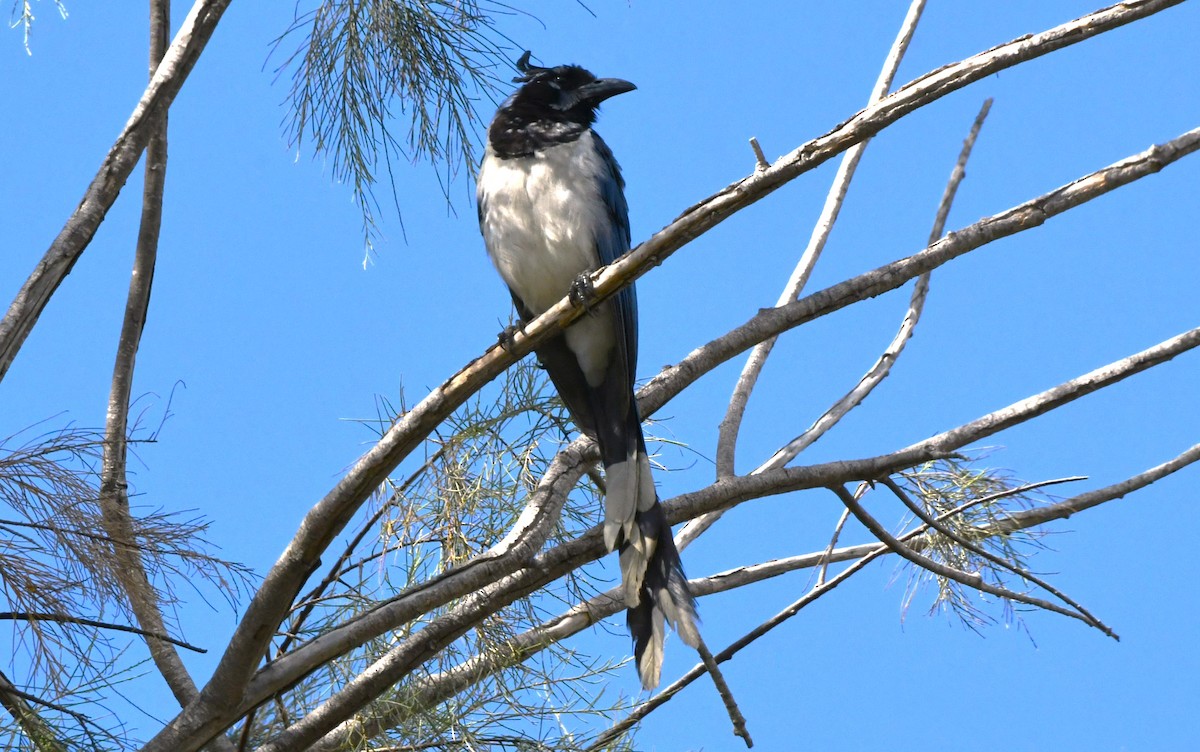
[476,51,699,689]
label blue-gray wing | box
[591,133,637,385]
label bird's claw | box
[498,323,523,352]
[569,272,597,315]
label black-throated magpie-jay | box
[476,52,698,689]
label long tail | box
[522,298,697,687]
[623,502,700,689]
[602,415,699,689]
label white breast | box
[477,131,612,316]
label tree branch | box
[194,35,1200,748]
[95,0,222,726]
[0,668,69,752]
[214,453,924,751]
[306,474,1136,750]
[0,0,233,383]
[590,477,1092,748]
[640,125,1200,422]
[685,96,993,551]
[242,310,1200,744]
[989,443,1200,533]
[877,477,1117,637]
[759,98,993,473]
[715,0,928,479]
[829,484,1118,633]
[143,5,1194,746]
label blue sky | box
[3,1,1199,749]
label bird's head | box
[504,50,636,126]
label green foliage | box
[0,423,251,750]
[252,360,635,750]
[273,0,521,255]
[895,458,1046,633]
[8,0,68,54]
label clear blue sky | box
[3,1,1199,749]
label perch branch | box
[146,7,1194,747]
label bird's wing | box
[591,133,637,385]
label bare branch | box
[94,0,220,723]
[686,95,993,552]
[991,443,1200,533]
[641,125,1200,423]
[815,500,855,587]
[589,545,879,750]
[899,325,1200,461]
[191,33,1200,744]
[0,0,233,383]
[758,98,993,474]
[716,0,928,479]
[694,639,753,748]
[665,325,1200,530]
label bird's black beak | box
[576,78,637,105]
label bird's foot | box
[569,272,597,315]
[498,323,524,352]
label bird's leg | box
[569,272,598,315]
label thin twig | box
[715,0,928,480]
[748,137,770,172]
[829,484,1117,635]
[235,709,255,752]
[815,499,856,586]
[695,637,753,747]
[590,549,876,750]
[878,477,1116,637]
[0,612,206,652]
[929,100,994,242]
[590,476,1088,747]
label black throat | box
[487,104,591,159]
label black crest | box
[486,51,635,158]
